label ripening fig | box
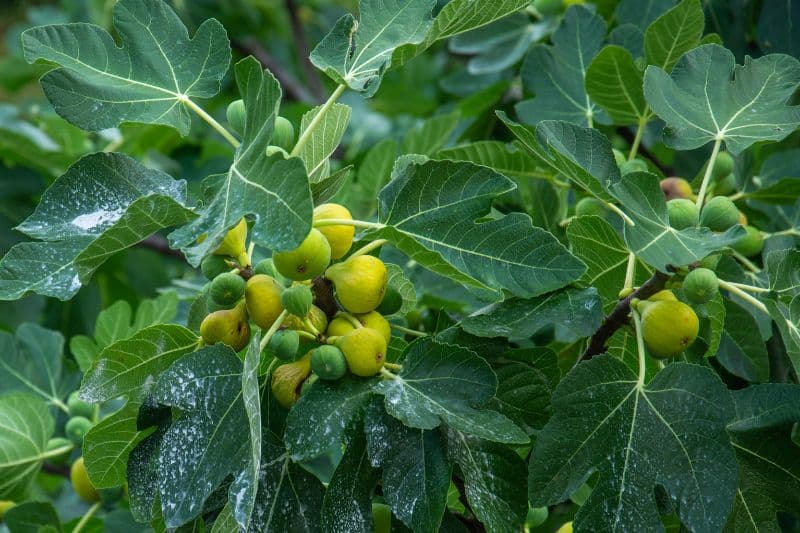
[667,199,699,230]
[574,197,607,218]
[282,304,328,334]
[700,196,739,231]
[648,289,677,302]
[213,218,249,266]
[620,158,648,175]
[201,255,231,280]
[313,203,355,259]
[271,354,312,408]
[67,391,94,419]
[711,151,734,179]
[636,300,699,358]
[377,285,402,316]
[65,416,92,445]
[310,345,348,380]
[732,225,764,257]
[683,268,719,304]
[226,99,246,134]
[273,228,331,281]
[71,457,100,502]
[326,316,356,337]
[326,255,388,314]
[555,522,573,533]
[336,327,387,376]
[199,301,250,351]
[245,274,283,330]
[267,329,300,361]
[272,116,295,152]
[209,272,246,307]
[660,177,694,201]
[356,311,391,344]
[281,284,314,318]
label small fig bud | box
[574,197,607,218]
[732,225,764,257]
[310,345,348,380]
[660,177,694,201]
[313,203,355,259]
[245,275,284,330]
[711,151,734,179]
[201,255,231,280]
[281,284,314,317]
[271,354,312,408]
[272,116,295,152]
[267,329,300,361]
[71,457,100,502]
[620,159,648,175]
[65,416,92,445]
[666,199,699,230]
[639,300,699,358]
[209,272,246,307]
[67,391,94,419]
[326,255,388,314]
[273,228,331,281]
[700,196,739,231]
[683,268,719,304]
[336,327,387,376]
[226,99,246,135]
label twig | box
[232,39,318,103]
[581,270,671,360]
[284,0,326,101]
[138,234,185,259]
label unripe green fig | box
[65,416,92,445]
[699,254,721,270]
[70,457,100,502]
[648,289,677,302]
[201,255,231,280]
[712,151,734,179]
[214,218,249,266]
[253,258,277,277]
[714,173,737,196]
[313,203,355,259]
[372,502,392,533]
[336,327,386,376]
[666,199,699,230]
[273,228,331,281]
[310,345,348,380]
[326,255,388,314]
[533,0,563,16]
[282,304,328,335]
[209,272,246,307]
[226,99,246,135]
[574,197,607,217]
[272,116,295,152]
[683,268,719,304]
[46,437,73,464]
[660,177,694,201]
[271,354,312,408]
[618,287,634,299]
[267,329,300,361]
[377,286,402,316]
[281,284,314,318]
[67,391,94,419]
[620,158,648,175]
[732,225,764,257]
[612,148,626,168]
[199,301,251,351]
[245,275,284,330]
[637,300,699,358]
[266,145,289,158]
[0,500,16,519]
[526,506,549,528]
[700,196,739,231]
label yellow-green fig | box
[327,316,356,337]
[313,203,355,259]
[200,301,251,351]
[214,218,249,266]
[271,354,312,408]
[245,275,284,330]
[683,268,719,304]
[326,311,391,343]
[282,304,328,335]
[336,327,387,376]
[326,255,388,314]
[637,300,699,358]
[70,457,100,503]
[648,289,677,302]
[273,228,331,281]
[732,225,764,257]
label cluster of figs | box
[197,204,401,408]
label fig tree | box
[660,177,693,201]
[326,255,388,314]
[700,196,739,231]
[65,416,92,445]
[199,301,251,351]
[732,225,764,257]
[336,327,386,376]
[209,272,246,307]
[245,274,283,330]
[267,329,300,361]
[313,203,355,259]
[272,116,295,152]
[310,345,348,380]
[575,197,607,217]
[271,354,312,408]
[67,391,94,419]
[683,268,719,304]
[201,254,231,280]
[281,284,314,317]
[70,457,100,502]
[273,228,331,281]
[637,300,699,358]
[667,199,699,230]
[226,99,246,134]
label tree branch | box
[283,0,326,101]
[581,270,671,360]
[232,39,318,103]
[138,234,184,259]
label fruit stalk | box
[349,239,389,259]
[72,502,102,533]
[259,309,290,352]
[718,280,769,314]
[181,96,241,149]
[312,218,384,230]
[695,137,722,209]
[631,308,647,386]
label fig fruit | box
[336,327,386,376]
[699,254,721,270]
[732,225,764,257]
[648,290,677,302]
[313,203,355,259]
[65,416,92,445]
[201,255,231,280]
[310,345,348,380]
[209,272,246,307]
[253,258,277,277]
[226,99,246,135]
[712,151,734,179]
[356,311,391,344]
[620,158,648,175]
[637,300,699,358]
[214,218,249,266]
[281,284,314,318]
[666,199,699,230]
[683,268,719,304]
[612,148,626,168]
[377,285,402,316]
[326,316,356,338]
[267,329,300,361]
[272,116,295,152]
[271,354,312,408]
[575,197,607,217]
[245,275,284,330]
[372,503,392,533]
[714,173,737,196]
[660,177,693,201]
[282,304,328,334]
[0,500,15,519]
[200,301,251,351]
[326,255,388,314]
[273,228,331,281]
[700,196,739,231]
[46,437,73,464]
[67,391,94,419]
[71,457,100,502]
[556,522,573,533]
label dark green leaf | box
[0,394,55,500]
[716,299,769,383]
[644,0,705,71]
[585,45,647,125]
[3,501,62,533]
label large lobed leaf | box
[22,0,230,134]
[0,394,55,500]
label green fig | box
[209,272,246,307]
[273,228,331,281]
[272,116,295,152]
[65,416,92,446]
[267,329,300,361]
[648,290,677,302]
[711,151,734,179]
[200,301,251,351]
[67,391,94,419]
[683,268,719,304]
[226,99,246,135]
[714,173,737,196]
[253,258,277,277]
[201,255,231,280]
[71,457,100,502]
[637,300,699,358]
[667,199,699,230]
[310,345,348,380]
[700,196,739,231]
[281,284,314,318]
[732,225,764,257]
[326,255,388,314]
[575,197,607,218]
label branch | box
[581,270,671,360]
[311,276,340,320]
[138,234,184,259]
[232,39,318,103]
[284,0,326,101]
